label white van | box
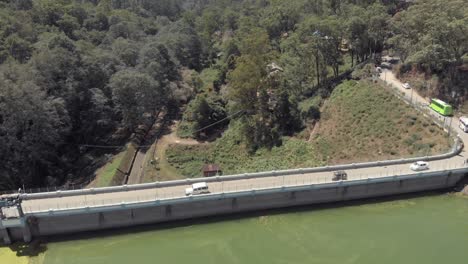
[185,182,209,196]
[410,161,429,171]
[459,116,468,132]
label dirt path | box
[127,113,166,185]
[380,69,428,105]
[161,125,202,146]
[127,148,147,185]
[142,122,206,183]
[308,101,328,142]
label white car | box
[185,182,210,196]
[402,83,411,89]
[410,161,429,171]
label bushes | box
[177,94,227,139]
[351,63,374,80]
[168,120,323,176]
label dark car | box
[332,171,348,181]
[380,62,392,69]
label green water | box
[4,194,468,264]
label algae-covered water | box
[2,194,468,264]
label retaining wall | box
[2,169,466,244]
[20,136,463,201]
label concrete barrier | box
[2,168,466,244]
[21,137,462,201]
[25,167,468,216]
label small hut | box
[202,164,222,177]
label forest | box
[0,0,466,190]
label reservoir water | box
[1,193,467,264]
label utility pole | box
[448,117,453,138]
[410,88,414,105]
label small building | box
[339,39,350,52]
[202,164,222,177]
[267,62,283,76]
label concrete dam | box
[2,78,468,244]
[1,143,467,244]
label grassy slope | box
[92,151,125,187]
[167,80,450,178]
[314,80,449,164]
[88,143,136,188]
[299,95,322,112]
[142,134,186,183]
[167,126,323,177]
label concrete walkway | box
[127,113,166,185]
[21,156,466,213]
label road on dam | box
[17,70,468,214]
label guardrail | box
[379,77,459,139]
[25,167,468,217]
[21,135,463,201]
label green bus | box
[429,98,453,116]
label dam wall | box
[2,169,466,244]
[18,136,463,201]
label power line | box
[79,144,128,149]
[192,109,244,135]
[78,110,245,149]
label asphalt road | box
[18,70,468,214]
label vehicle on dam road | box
[459,116,468,133]
[185,182,210,196]
[332,171,348,181]
[410,161,429,171]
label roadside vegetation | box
[313,80,450,164]
[390,0,468,107]
[167,80,450,178]
[90,151,125,188]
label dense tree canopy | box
[0,0,466,190]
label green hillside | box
[314,80,450,164]
[166,80,450,178]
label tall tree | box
[109,70,165,130]
[0,72,70,188]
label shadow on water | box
[6,240,47,257]
[0,189,455,257]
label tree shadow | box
[139,113,177,154]
[5,239,47,257]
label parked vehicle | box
[381,62,392,69]
[185,182,210,196]
[459,116,468,132]
[402,83,411,89]
[410,161,429,171]
[332,171,348,181]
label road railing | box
[380,78,459,139]
[20,133,462,201]
[23,164,468,217]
